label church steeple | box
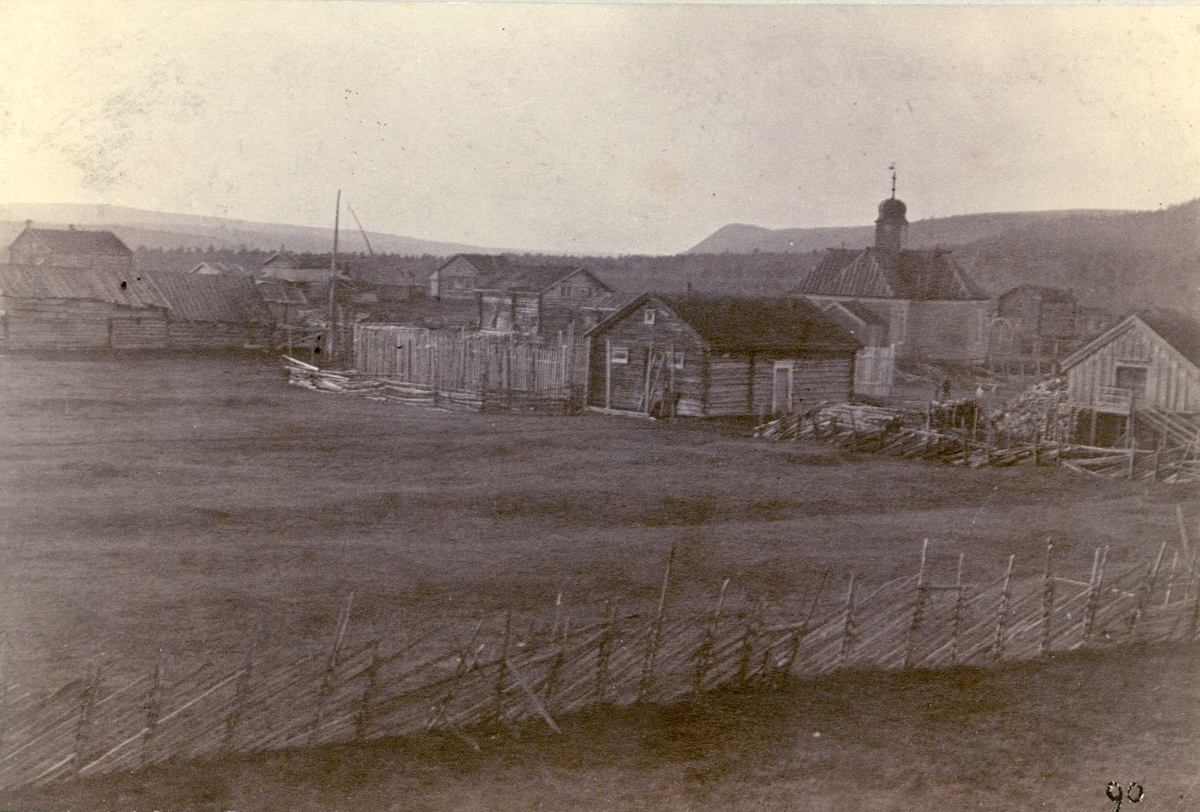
[875,168,908,259]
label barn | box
[583,293,860,418]
[8,222,134,273]
[0,265,170,349]
[1060,309,1200,446]
[143,270,274,349]
[477,265,610,338]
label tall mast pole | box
[327,190,341,362]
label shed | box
[583,293,860,418]
[255,278,308,324]
[8,223,134,273]
[0,265,169,349]
[143,270,274,348]
[430,254,510,299]
[1061,309,1200,446]
[477,265,610,337]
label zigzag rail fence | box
[1,531,1198,792]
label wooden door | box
[772,361,794,415]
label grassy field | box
[0,351,1196,808]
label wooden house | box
[583,293,860,418]
[429,254,510,299]
[477,265,610,338]
[8,222,134,273]
[0,265,170,349]
[989,285,1081,368]
[793,196,990,363]
[143,270,274,348]
[807,299,894,398]
[1060,309,1200,446]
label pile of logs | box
[755,402,1200,484]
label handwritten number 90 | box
[1106,781,1143,811]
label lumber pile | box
[993,377,1071,441]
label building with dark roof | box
[429,254,511,299]
[477,264,611,337]
[1061,308,1200,446]
[8,222,134,273]
[792,195,990,363]
[583,293,860,417]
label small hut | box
[583,293,860,418]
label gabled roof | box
[437,254,510,276]
[0,265,167,309]
[143,270,272,324]
[479,265,605,294]
[795,247,987,301]
[188,261,253,276]
[999,284,1077,304]
[580,290,640,312]
[1062,309,1200,371]
[261,252,299,269]
[586,292,860,354]
[11,227,132,256]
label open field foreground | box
[2,644,1200,811]
[1,352,1198,807]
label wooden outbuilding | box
[8,222,134,273]
[429,254,510,299]
[477,265,610,338]
[1060,309,1200,446]
[583,293,860,418]
[0,265,169,349]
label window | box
[672,352,685,370]
[644,309,656,325]
[611,346,629,364]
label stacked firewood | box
[993,377,1071,441]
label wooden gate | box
[854,345,895,398]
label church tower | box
[875,170,908,260]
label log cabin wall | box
[0,298,161,350]
[794,353,855,406]
[585,302,706,413]
[166,320,270,349]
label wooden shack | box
[1060,309,1200,446]
[143,270,274,348]
[477,265,610,338]
[0,265,169,349]
[583,293,860,418]
[429,254,510,299]
[8,222,134,273]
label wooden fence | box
[352,325,586,404]
[0,531,1197,792]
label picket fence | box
[0,534,1196,792]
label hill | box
[0,203,494,256]
[686,209,1127,255]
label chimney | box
[68,224,76,231]
[24,219,32,231]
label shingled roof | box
[794,247,987,301]
[1139,309,1200,369]
[587,293,860,354]
[0,265,166,308]
[438,254,511,277]
[478,264,598,293]
[143,270,272,324]
[11,227,132,256]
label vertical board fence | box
[339,325,587,411]
[1,535,1197,792]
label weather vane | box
[888,163,897,199]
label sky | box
[1,2,1198,254]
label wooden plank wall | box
[111,314,169,349]
[1067,322,1200,414]
[795,353,855,406]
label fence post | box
[838,571,858,668]
[903,539,929,669]
[993,554,1016,661]
[543,616,569,709]
[1040,541,1055,656]
[1129,541,1167,640]
[638,544,675,702]
[778,570,828,684]
[73,667,102,778]
[0,634,8,757]
[693,579,729,694]
[140,653,164,769]
[1084,546,1108,641]
[311,592,354,745]
[595,601,617,704]
[493,612,512,724]
[949,552,966,665]
[738,600,764,686]
[354,641,381,742]
[223,636,258,754]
